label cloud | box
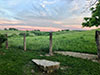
[0,0,86,21]
[0,25,62,31]
[0,24,98,31]
[0,19,22,24]
[0,0,93,30]
[53,21,63,24]
[0,8,15,20]
[62,25,99,30]
[71,2,79,11]
[42,0,57,5]
[40,0,57,8]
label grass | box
[0,29,97,54]
[0,48,100,75]
[0,29,100,75]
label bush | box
[0,34,7,48]
[19,33,29,36]
[9,33,18,37]
[31,31,49,36]
[4,28,8,30]
[9,28,18,31]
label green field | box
[0,29,100,75]
[0,29,97,54]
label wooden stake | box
[24,33,26,51]
[5,34,8,49]
[49,32,53,55]
[95,30,100,60]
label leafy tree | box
[0,34,7,48]
[9,28,18,31]
[82,0,100,27]
[4,28,7,30]
[82,0,100,60]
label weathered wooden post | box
[23,33,26,51]
[5,34,8,49]
[49,31,53,56]
[95,30,100,60]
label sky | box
[0,0,98,31]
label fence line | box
[4,32,53,55]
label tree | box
[4,28,7,30]
[82,0,100,60]
[82,0,100,27]
[9,28,18,31]
[0,34,7,48]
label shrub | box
[4,28,8,30]
[9,28,18,31]
[31,31,49,36]
[19,33,29,36]
[9,33,18,37]
[0,34,7,48]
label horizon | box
[0,25,99,32]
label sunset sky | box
[0,0,98,31]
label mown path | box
[55,51,98,62]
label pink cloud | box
[0,20,22,24]
[0,25,99,31]
[0,25,61,31]
[63,25,99,30]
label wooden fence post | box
[95,30,100,60]
[5,34,8,49]
[23,33,26,51]
[49,32,53,55]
